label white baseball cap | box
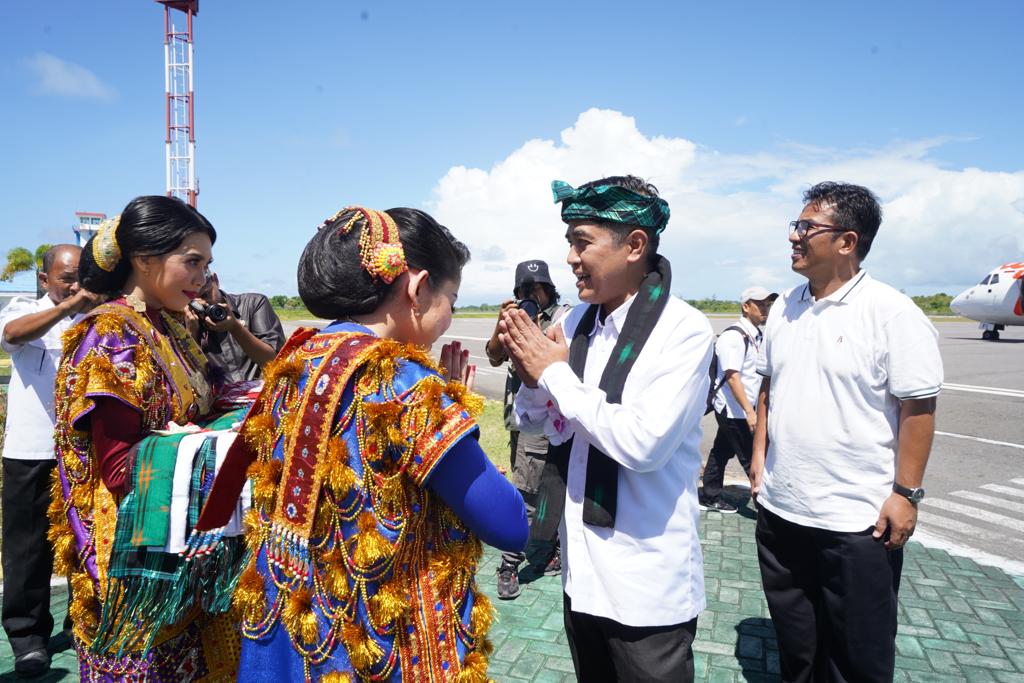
[741,286,779,303]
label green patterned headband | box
[552,180,671,234]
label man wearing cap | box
[699,286,777,513]
[751,182,942,681]
[484,260,570,599]
[1,245,102,676]
[500,176,713,682]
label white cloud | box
[429,109,1024,304]
[23,52,115,100]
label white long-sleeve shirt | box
[515,293,714,627]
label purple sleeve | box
[427,437,529,552]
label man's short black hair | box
[802,182,882,261]
[578,174,661,265]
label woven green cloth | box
[552,179,671,234]
[95,408,248,656]
[119,409,244,555]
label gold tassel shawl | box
[47,301,237,678]
[238,329,495,682]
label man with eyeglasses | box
[699,286,777,514]
[750,182,943,682]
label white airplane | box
[950,261,1024,340]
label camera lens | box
[206,305,228,323]
[516,298,541,320]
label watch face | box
[910,488,925,504]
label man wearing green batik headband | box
[499,175,714,682]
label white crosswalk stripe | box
[915,511,1024,551]
[920,498,1024,533]
[915,480,1024,571]
[980,483,1024,499]
[948,490,1024,515]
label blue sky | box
[2,1,1022,303]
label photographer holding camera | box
[485,260,570,599]
[186,272,285,384]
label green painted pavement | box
[5,495,1024,681]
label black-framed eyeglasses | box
[788,220,849,239]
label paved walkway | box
[4,490,1024,681]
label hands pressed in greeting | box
[498,308,568,388]
[439,340,476,391]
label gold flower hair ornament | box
[92,215,123,272]
[317,206,408,284]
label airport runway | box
[284,316,1024,572]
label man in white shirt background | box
[1,244,101,677]
[501,175,713,682]
[750,182,942,682]
[699,286,776,514]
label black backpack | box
[704,325,753,415]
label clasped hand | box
[439,340,476,390]
[498,308,568,388]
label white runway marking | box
[916,510,1021,545]
[934,431,1024,451]
[949,490,1024,515]
[920,498,1024,533]
[942,382,1024,398]
[980,483,1024,499]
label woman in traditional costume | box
[49,195,242,681]
[222,206,528,681]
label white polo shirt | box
[515,294,714,627]
[712,316,762,419]
[0,294,73,460]
[756,271,943,532]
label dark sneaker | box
[699,498,738,513]
[496,560,522,600]
[543,546,562,576]
[15,649,50,678]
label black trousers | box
[756,506,903,683]
[701,410,753,502]
[2,458,60,657]
[563,593,697,682]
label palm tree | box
[2,244,54,297]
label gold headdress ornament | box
[92,215,123,272]
[317,206,408,284]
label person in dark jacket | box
[188,272,285,383]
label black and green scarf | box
[547,256,672,528]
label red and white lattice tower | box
[157,1,199,207]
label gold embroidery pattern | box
[47,301,230,677]
[237,331,494,682]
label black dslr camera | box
[514,298,541,320]
[188,300,229,323]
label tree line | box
[268,294,957,316]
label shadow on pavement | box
[735,617,780,682]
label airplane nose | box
[950,292,965,315]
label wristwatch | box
[893,483,925,505]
